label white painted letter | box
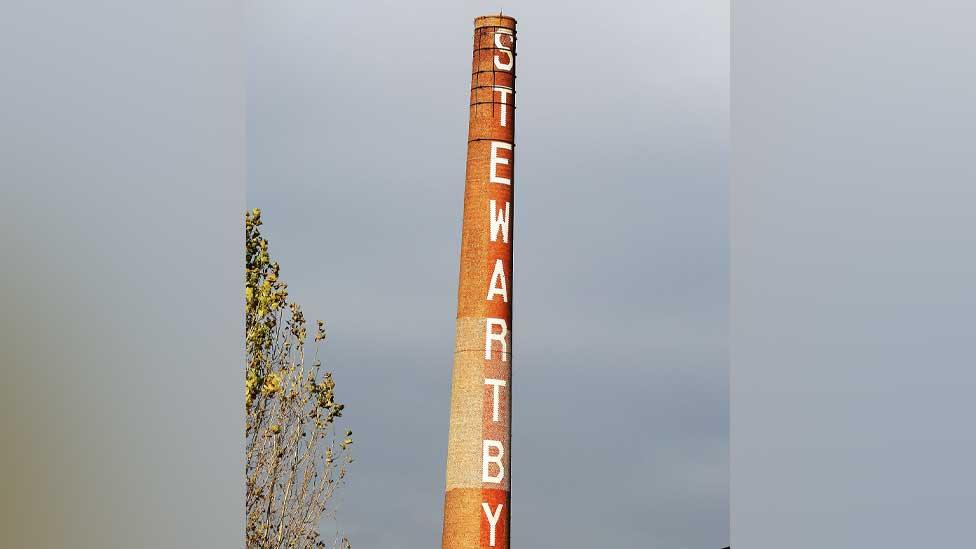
[493,29,514,71]
[482,440,505,483]
[489,200,510,243]
[484,378,507,422]
[485,318,508,361]
[490,141,512,185]
[486,259,509,303]
[482,502,504,546]
[493,86,512,127]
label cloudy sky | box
[247,1,728,547]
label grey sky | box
[247,1,727,547]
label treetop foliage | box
[245,208,352,549]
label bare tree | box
[245,208,353,549]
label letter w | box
[489,200,510,244]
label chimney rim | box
[473,14,517,26]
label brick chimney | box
[441,14,517,549]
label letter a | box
[486,259,509,302]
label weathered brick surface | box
[442,14,517,549]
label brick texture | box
[442,14,517,549]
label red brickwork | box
[442,14,517,549]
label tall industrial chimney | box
[441,14,517,549]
